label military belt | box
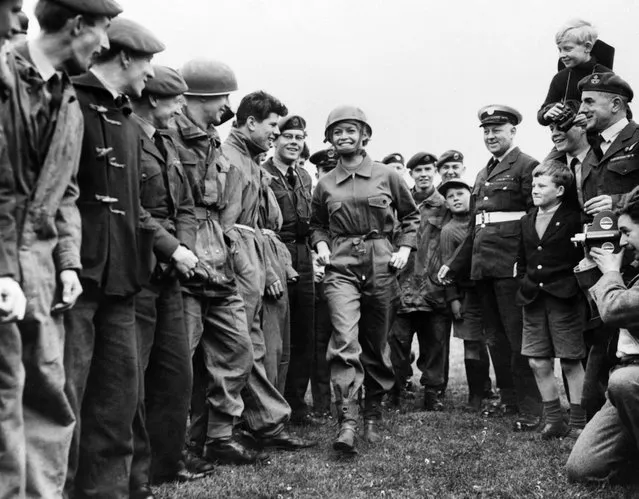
[475,211,526,226]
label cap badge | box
[327,149,335,158]
[591,75,601,85]
[453,153,460,160]
[486,107,495,115]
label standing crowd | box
[0,2,639,497]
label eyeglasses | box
[280,133,306,142]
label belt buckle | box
[480,211,487,228]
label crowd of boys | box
[0,2,638,496]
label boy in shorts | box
[439,179,493,411]
[518,160,587,439]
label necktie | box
[590,133,605,160]
[153,130,168,160]
[486,157,499,176]
[570,157,584,206]
[47,74,63,115]
[286,166,297,189]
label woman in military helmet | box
[310,106,419,454]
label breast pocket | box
[139,161,164,207]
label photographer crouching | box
[567,186,639,483]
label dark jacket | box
[582,121,639,209]
[517,202,584,305]
[537,58,610,125]
[449,147,539,280]
[2,46,83,319]
[72,71,178,297]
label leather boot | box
[333,420,358,454]
[362,419,382,444]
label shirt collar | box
[538,201,562,215]
[89,68,120,99]
[601,117,629,144]
[335,154,373,184]
[566,148,588,165]
[133,114,156,139]
[28,39,57,82]
[495,145,516,162]
[273,156,293,176]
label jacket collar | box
[225,127,263,161]
[487,147,521,180]
[599,121,639,163]
[335,154,373,184]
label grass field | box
[155,338,638,499]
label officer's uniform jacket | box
[397,188,449,313]
[3,45,83,319]
[582,121,639,208]
[517,202,584,305]
[310,155,419,273]
[72,72,178,297]
[449,147,538,280]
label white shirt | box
[566,148,589,206]
[28,39,56,83]
[600,117,629,154]
[494,145,516,163]
[90,68,119,99]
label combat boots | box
[333,401,359,454]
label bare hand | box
[437,265,452,285]
[572,113,588,128]
[390,246,411,270]
[171,245,198,277]
[0,277,26,322]
[590,246,624,274]
[316,242,331,267]
[58,270,83,309]
[266,279,284,299]
[543,103,565,121]
[584,195,613,216]
[450,299,462,321]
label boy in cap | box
[391,151,451,411]
[129,66,210,489]
[519,161,587,439]
[439,179,492,411]
[0,0,121,496]
[262,115,316,421]
[440,105,542,431]
[64,17,197,498]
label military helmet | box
[180,59,238,97]
[324,105,372,142]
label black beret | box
[438,179,472,197]
[406,152,438,170]
[478,104,522,127]
[50,0,123,17]
[278,115,306,133]
[107,17,165,55]
[577,72,634,102]
[309,148,337,169]
[436,150,464,169]
[382,153,404,165]
[144,66,187,97]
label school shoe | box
[423,389,444,411]
[204,437,270,465]
[290,410,325,426]
[513,413,541,432]
[465,394,484,412]
[333,421,358,454]
[540,420,570,440]
[362,419,382,444]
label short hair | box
[235,91,288,127]
[532,160,574,191]
[17,11,29,33]
[300,143,310,160]
[617,185,639,223]
[555,19,598,46]
[34,0,103,33]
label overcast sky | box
[22,0,639,181]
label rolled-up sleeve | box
[590,271,639,333]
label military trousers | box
[389,311,451,390]
[232,228,291,436]
[476,278,542,416]
[63,281,138,499]
[323,239,397,420]
[0,316,75,499]
[183,292,252,447]
[311,283,332,414]
[130,279,192,487]
[283,241,315,413]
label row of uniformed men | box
[0,1,336,498]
